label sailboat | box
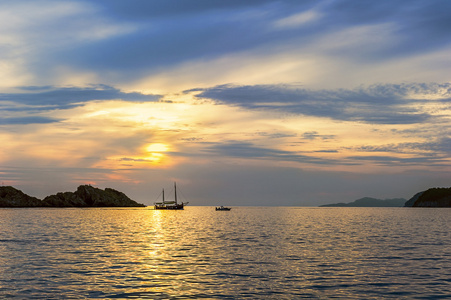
[154,182,188,210]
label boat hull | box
[215,207,231,211]
[155,204,184,210]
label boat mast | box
[174,182,177,205]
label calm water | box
[0,207,450,299]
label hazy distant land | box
[320,197,407,207]
[321,187,451,207]
[0,185,145,207]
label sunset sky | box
[1,0,451,206]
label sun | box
[144,143,170,164]
[101,143,173,170]
[146,143,169,153]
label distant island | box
[320,197,407,207]
[0,185,145,207]
[320,187,451,208]
[404,187,451,207]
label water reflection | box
[0,207,450,299]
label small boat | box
[154,182,188,210]
[215,206,231,211]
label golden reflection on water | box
[148,209,163,255]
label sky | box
[1,0,451,206]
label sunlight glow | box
[146,143,169,153]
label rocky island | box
[0,185,145,207]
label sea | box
[0,206,450,299]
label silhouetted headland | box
[0,185,145,207]
[404,187,451,207]
[320,197,406,207]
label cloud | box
[273,10,321,29]
[202,141,353,166]
[320,0,451,59]
[345,155,450,167]
[15,1,131,41]
[0,85,161,128]
[118,157,153,162]
[0,0,136,87]
[196,137,451,169]
[302,131,334,140]
[0,116,61,125]
[192,83,451,124]
[0,85,161,109]
[91,0,451,71]
[93,0,285,20]
[1,0,450,90]
[355,137,451,156]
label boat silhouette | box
[215,206,231,211]
[154,182,188,210]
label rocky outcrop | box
[404,187,451,207]
[0,186,42,207]
[0,185,145,207]
[320,197,407,207]
[42,185,145,207]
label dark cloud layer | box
[197,138,451,170]
[0,85,160,109]
[192,83,451,124]
[0,116,61,125]
[0,85,160,125]
[202,141,355,166]
[354,137,451,156]
[345,155,450,167]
